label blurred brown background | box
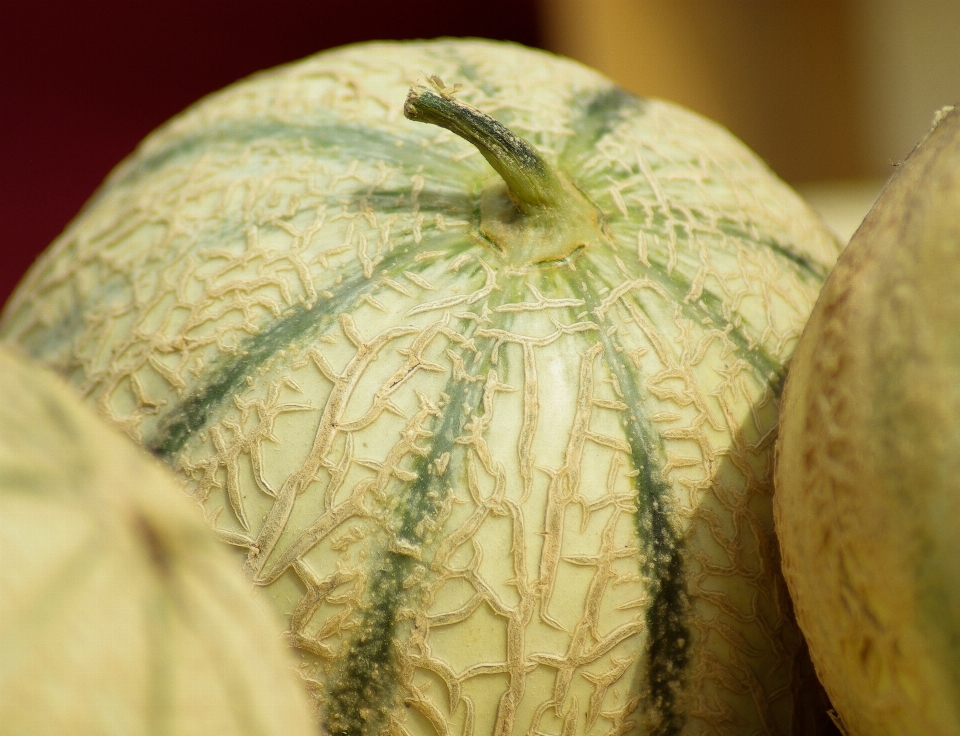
[3,0,960,307]
[544,0,960,182]
[542,0,960,242]
[545,0,861,182]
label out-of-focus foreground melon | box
[0,344,316,736]
[775,104,960,736]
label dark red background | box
[0,1,542,310]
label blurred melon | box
[0,344,316,736]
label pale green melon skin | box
[2,40,839,735]
[775,105,960,736]
[0,344,316,736]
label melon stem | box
[404,82,566,213]
[404,81,606,265]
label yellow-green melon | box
[776,104,960,735]
[2,39,840,735]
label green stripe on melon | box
[1,39,839,735]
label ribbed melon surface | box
[1,40,839,735]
